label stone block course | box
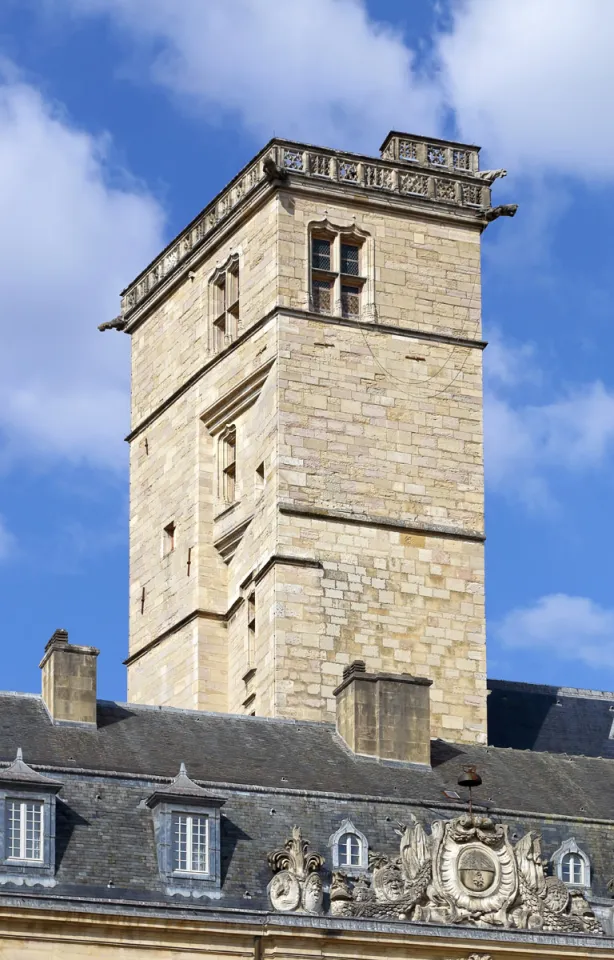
[126,158,487,744]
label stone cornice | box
[124,555,324,667]
[125,307,485,443]
[0,900,611,953]
[278,504,485,543]
[119,134,494,325]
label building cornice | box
[125,307,485,443]
[118,135,494,325]
[279,504,485,543]
[124,555,324,667]
[0,899,611,953]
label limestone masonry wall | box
[127,164,487,743]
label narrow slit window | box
[163,521,176,555]
[211,257,239,351]
[7,800,43,861]
[171,813,209,874]
[227,260,240,334]
[221,428,237,502]
[255,460,265,494]
[247,592,256,666]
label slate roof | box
[0,691,613,917]
[488,679,614,759]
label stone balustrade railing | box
[121,138,488,318]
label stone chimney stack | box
[40,629,100,725]
[333,661,432,766]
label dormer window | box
[308,222,372,321]
[146,762,225,896]
[553,838,591,891]
[338,831,361,868]
[328,819,368,872]
[562,852,584,885]
[7,800,43,861]
[0,748,62,881]
[172,812,209,875]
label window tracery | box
[209,254,240,352]
[308,221,374,321]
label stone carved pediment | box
[328,813,602,934]
[267,826,324,915]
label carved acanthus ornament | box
[329,814,601,934]
[267,826,324,914]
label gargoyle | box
[263,156,288,183]
[475,168,507,183]
[98,315,126,332]
[484,204,518,222]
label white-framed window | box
[171,812,209,875]
[6,800,43,862]
[146,763,224,894]
[552,838,591,890]
[210,255,240,351]
[338,831,362,868]
[562,852,585,885]
[328,818,369,871]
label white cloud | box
[0,75,164,469]
[55,0,614,179]
[484,330,539,388]
[485,380,614,508]
[0,515,15,561]
[483,331,614,507]
[495,593,614,670]
[59,0,440,151]
[438,0,614,177]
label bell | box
[457,766,482,790]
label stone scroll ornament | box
[267,826,325,915]
[329,814,602,934]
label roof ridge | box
[488,678,614,701]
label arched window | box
[562,852,585,885]
[338,832,361,868]
[328,819,368,871]
[553,838,590,889]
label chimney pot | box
[40,630,99,725]
[343,659,366,680]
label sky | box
[1,0,614,700]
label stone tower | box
[116,132,502,745]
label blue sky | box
[2,0,614,700]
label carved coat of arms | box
[330,813,602,934]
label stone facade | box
[124,133,492,744]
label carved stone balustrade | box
[120,134,492,322]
